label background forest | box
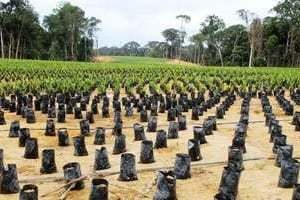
[1,0,300,67]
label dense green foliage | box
[0,0,100,61]
[0,59,299,97]
[0,0,300,67]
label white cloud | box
[4,0,279,46]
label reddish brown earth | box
[0,90,300,200]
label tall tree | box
[273,0,300,66]
[44,2,100,61]
[162,28,180,59]
[176,14,191,61]
[200,15,225,66]
[0,0,40,59]
[0,2,5,58]
[123,41,141,56]
[237,9,258,67]
[190,33,205,64]
[222,25,249,66]
[262,16,287,66]
[249,18,263,67]
[82,17,101,61]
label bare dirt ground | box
[93,56,115,63]
[1,90,300,200]
[165,59,200,67]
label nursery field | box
[1,59,300,200]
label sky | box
[4,0,279,47]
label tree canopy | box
[0,0,100,61]
[1,0,300,67]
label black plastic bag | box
[147,116,157,132]
[155,130,167,149]
[275,145,293,167]
[174,153,191,179]
[94,147,111,170]
[40,149,57,174]
[278,159,299,188]
[80,120,90,136]
[217,166,241,199]
[178,115,187,131]
[19,184,38,200]
[73,135,88,156]
[24,138,39,159]
[58,128,69,146]
[113,134,126,154]
[140,140,155,163]
[45,119,56,136]
[89,179,108,200]
[19,128,30,147]
[292,183,300,200]
[133,123,146,141]
[94,127,106,145]
[118,153,138,181]
[193,126,207,144]
[0,164,20,194]
[63,162,84,190]
[26,110,36,123]
[167,122,179,139]
[9,120,20,137]
[153,170,177,200]
[188,139,202,161]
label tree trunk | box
[84,37,87,61]
[71,23,75,61]
[232,32,240,65]
[267,51,270,67]
[179,46,182,61]
[71,35,74,60]
[15,31,22,59]
[15,24,23,59]
[0,27,4,58]
[290,29,297,67]
[193,45,197,63]
[197,46,201,64]
[218,48,224,67]
[95,39,99,58]
[8,33,13,59]
[170,44,173,59]
[249,44,254,67]
[285,30,290,64]
[165,42,168,59]
[201,50,205,66]
[65,44,68,60]
[21,39,26,59]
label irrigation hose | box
[19,155,300,184]
[0,118,293,132]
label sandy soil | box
[165,59,200,67]
[93,56,115,63]
[0,90,300,200]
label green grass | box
[99,56,201,66]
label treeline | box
[100,0,300,67]
[0,0,100,61]
[1,0,299,67]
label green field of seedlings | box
[0,59,298,96]
[1,59,300,199]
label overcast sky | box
[6,0,279,47]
